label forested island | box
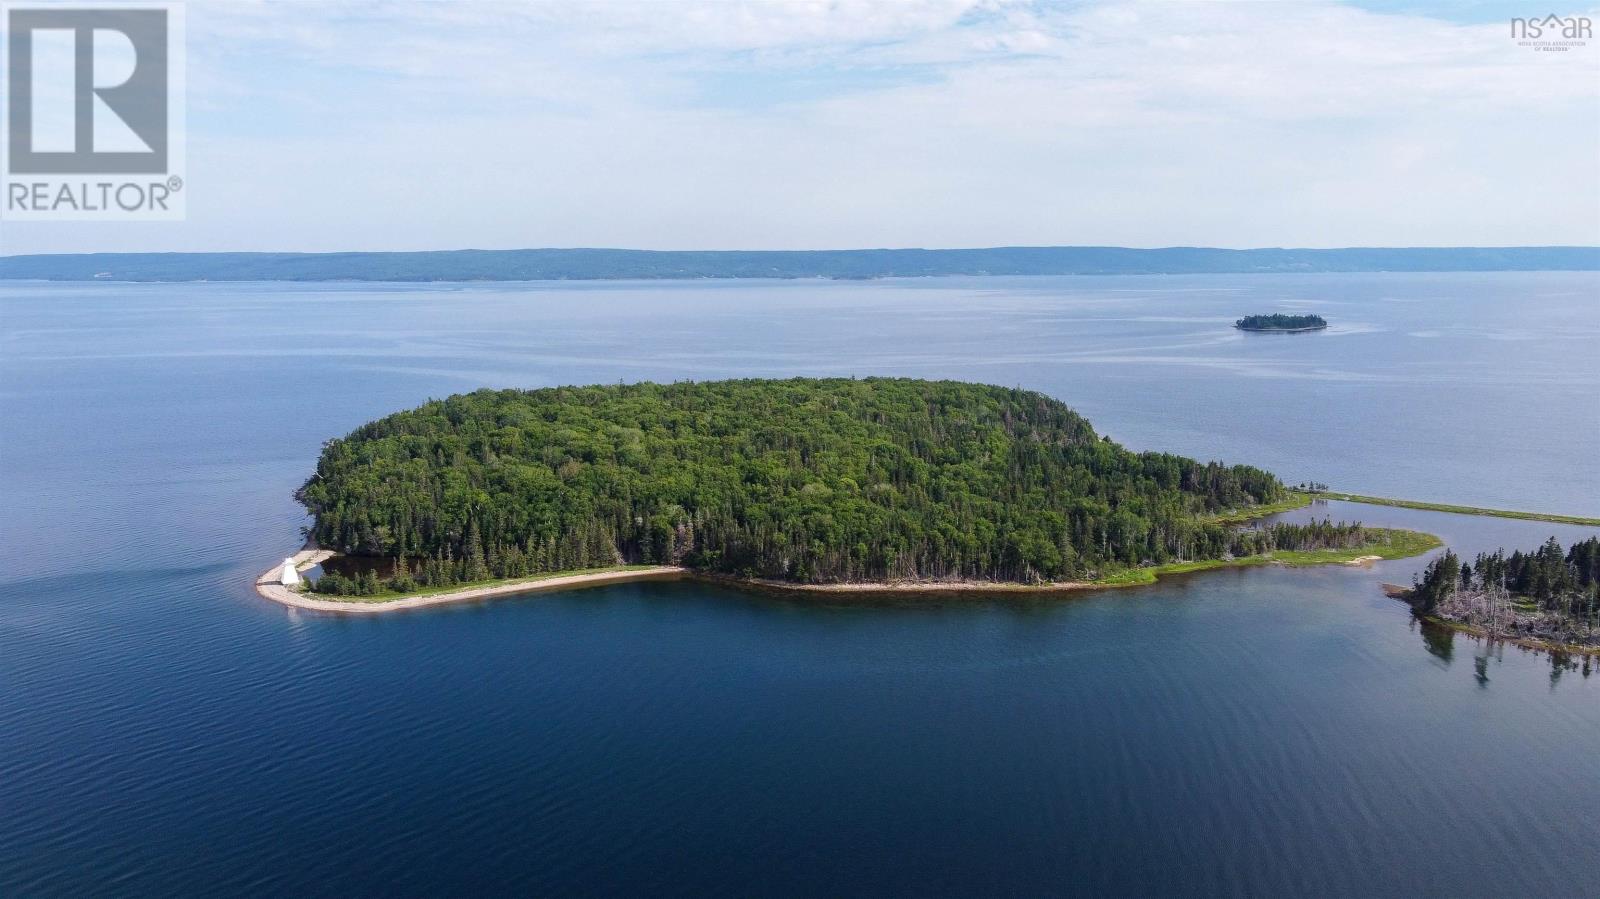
[293,378,1431,599]
[1407,537,1600,652]
[1235,313,1328,332]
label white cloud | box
[3,0,1596,253]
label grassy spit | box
[1091,527,1442,588]
[1316,493,1600,527]
[1210,491,1599,528]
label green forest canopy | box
[299,378,1308,588]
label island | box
[1398,537,1600,654]
[1235,313,1328,332]
[259,378,1439,611]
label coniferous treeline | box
[1412,538,1600,647]
[1466,537,1600,603]
[298,379,1297,590]
[309,518,1387,596]
[1235,314,1327,331]
[1235,520,1378,556]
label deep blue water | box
[2,274,1598,896]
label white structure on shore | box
[278,557,302,587]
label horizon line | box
[6,243,1600,258]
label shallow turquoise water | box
[2,274,1597,896]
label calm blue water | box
[2,274,1598,896]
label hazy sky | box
[3,0,1598,254]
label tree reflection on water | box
[1413,613,1593,688]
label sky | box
[2,0,1597,255]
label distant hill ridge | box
[2,246,1596,282]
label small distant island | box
[261,378,1438,610]
[1235,313,1328,332]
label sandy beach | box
[255,557,688,614]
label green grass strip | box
[1207,490,1599,528]
[1092,527,1441,588]
[1320,493,1600,527]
